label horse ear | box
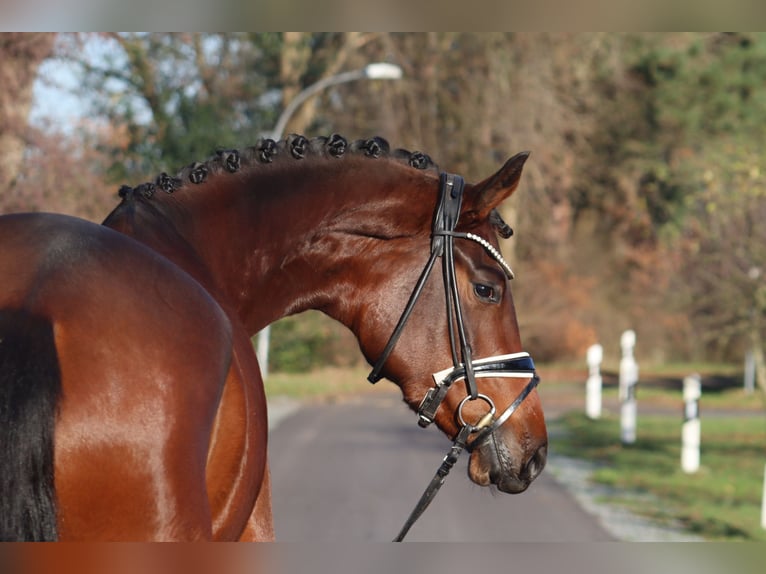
[465,151,530,220]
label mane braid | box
[118,134,440,200]
[489,210,514,239]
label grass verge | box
[264,366,392,399]
[553,410,766,541]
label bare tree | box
[29,32,763,368]
[674,144,766,394]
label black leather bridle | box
[366,171,541,541]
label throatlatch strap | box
[367,249,440,384]
[368,172,465,384]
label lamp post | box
[269,63,402,140]
[256,62,403,378]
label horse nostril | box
[523,444,547,481]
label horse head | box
[350,151,547,494]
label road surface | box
[268,393,614,542]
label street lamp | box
[256,62,403,378]
[269,62,403,139]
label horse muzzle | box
[467,427,548,493]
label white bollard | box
[761,463,766,530]
[586,344,603,419]
[620,392,637,444]
[619,330,636,400]
[681,374,701,474]
[619,330,638,445]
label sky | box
[29,34,137,133]
[31,57,87,132]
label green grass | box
[538,361,766,412]
[264,366,390,399]
[602,382,764,411]
[553,411,766,540]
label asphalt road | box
[269,393,614,542]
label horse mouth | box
[467,431,547,494]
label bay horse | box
[0,134,547,541]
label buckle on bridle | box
[417,385,448,428]
[417,389,438,427]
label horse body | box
[0,214,264,540]
[0,135,547,541]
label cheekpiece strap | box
[368,172,464,384]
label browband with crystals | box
[434,231,515,279]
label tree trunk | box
[0,33,56,191]
[278,32,312,137]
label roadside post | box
[586,343,603,420]
[681,374,701,473]
[619,330,638,445]
[761,463,766,530]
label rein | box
[366,171,540,541]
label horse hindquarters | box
[0,309,62,541]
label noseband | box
[366,171,541,541]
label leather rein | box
[367,172,540,541]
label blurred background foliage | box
[1,32,764,386]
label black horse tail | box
[0,309,62,541]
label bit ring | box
[457,394,496,428]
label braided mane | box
[116,133,512,237]
[119,134,438,200]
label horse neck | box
[104,158,433,335]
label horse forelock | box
[116,134,440,201]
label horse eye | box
[473,283,498,302]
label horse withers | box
[0,134,547,540]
